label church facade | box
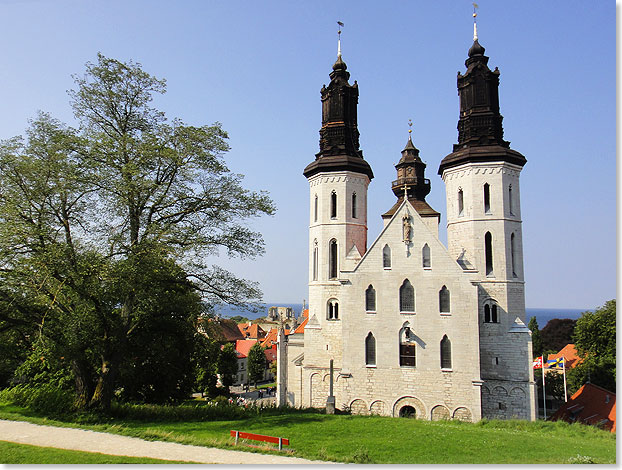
[276,31,536,421]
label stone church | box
[276,26,536,421]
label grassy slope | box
[0,440,193,464]
[0,403,615,464]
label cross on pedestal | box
[402,184,410,200]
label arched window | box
[327,299,339,320]
[365,332,376,366]
[312,240,318,281]
[510,234,518,277]
[422,244,431,268]
[484,301,499,323]
[329,239,338,279]
[330,191,337,219]
[365,285,376,312]
[314,195,318,222]
[399,323,416,367]
[399,279,415,313]
[508,185,514,216]
[440,335,452,369]
[352,192,357,219]
[439,285,450,313]
[458,188,464,216]
[484,183,491,213]
[383,244,391,268]
[485,232,493,276]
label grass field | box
[0,402,615,464]
[0,440,192,464]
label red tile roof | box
[235,339,258,358]
[237,322,266,340]
[547,343,582,369]
[550,383,616,432]
[264,345,277,362]
[203,318,245,342]
[293,315,308,334]
[261,328,278,348]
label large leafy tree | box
[247,342,266,387]
[527,316,543,358]
[540,318,576,354]
[217,343,238,392]
[0,54,274,410]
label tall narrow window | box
[508,185,514,216]
[383,244,391,268]
[510,234,517,277]
[312,241,318,281]
[440,335,452,369]
[484,183,491,213]
[400,324,416,367]
[491,304,498,323]
[439,285,450,313]
[352,192,357,219]
[484,302,499,323]
[314,195,318,222]
[365,333,376,366]
[484,304,491,323]
[329,239,338,279]
[458,188,464,216]
[485,232,493,276]
[422,244,431,268]
[399,279,415,313]
[365,285,376,312]
[330,191,337,219]
[327,299,339,320]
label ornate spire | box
[303,23,373,180]
[438,9,526,175]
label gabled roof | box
[264,346,276,362]
[237,322,266,340]
[235,339,258,358]
[261,328,278,348]
[203,318,245,342]
[550,383,616,432]
[547,343,582,369]
[292,309,309,334]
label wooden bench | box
[230,430,290,451]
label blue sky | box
[0,1,614,309]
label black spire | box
[438,37,526,175]
[303,54,373,180]
[382,135,439,220]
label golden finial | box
[408,119,413,138]
[337,21,344,57]
[472,3,479,41]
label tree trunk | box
[89,357,117,411]
[71,358,94,410]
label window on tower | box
[508,185,514,216]
[485,232,493,276]
[365,285,376,312]
[458,188,464,216]
[327,298,339,320]
[352,192,357,219]
[439,285,450,314]
[483,301,500,323]
[399,279,415,313]
[484,183,491,214]
[331,191,337,219]
[422,244,431,268]
[383,244,391,269]
[399,323,416,367]
[511,233,517,277]
[440,335,452,369]
[329,239,338,279]
[314,195,318,222]
[312,240,318,281]
[365,332,376,366]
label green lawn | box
[0,440,193,464]
[0,402,615,464]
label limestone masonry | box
[276,28,536,421]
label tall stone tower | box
[302,44,373,369]
[438,23,535,419]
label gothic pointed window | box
[383,244,391,268]
[329,239,338,279]
[458,188,464,216]
[399,279,415,313]
[508,185,514,216]
[439,285,450,314]
[485,232,493,276]
[484,183,491,213]
[330,191,337,219]
[422,244,431,268]
[314,195,318,222]
[327,298,339,320]
[312,240,318,281]
[365,285,376,312]
[352,192,357,219]
[399,323,416,367]
[511,233,517,277]
[440,335,452,369]
[365,332,376,366]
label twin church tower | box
[277,20,535,421]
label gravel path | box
[0,419,324,464]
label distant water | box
[214,303,590,328]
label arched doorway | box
[399,405,417,418]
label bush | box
[0,383,75,416]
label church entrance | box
[399,405,417,418]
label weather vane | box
[472,3,479,41]
[408,119,413,137]
[337,21,344,57]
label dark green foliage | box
[227,315,250,323]
[527,316,543,358]
[217,343,238,390]
[568,300,616,394]
[541,318,576,354]
[247,342,265,386]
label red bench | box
[230,430,290,451]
